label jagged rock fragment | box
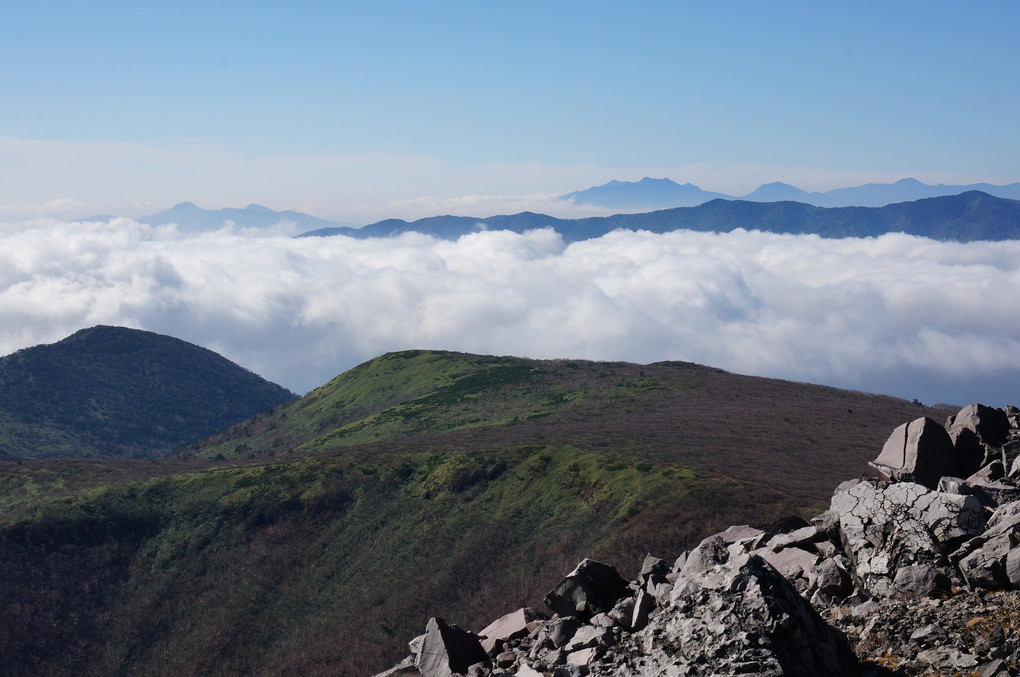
[478,607,547,654]
[810,557,852,598]
[548,617,584,649]
[628,589,655,632]
[754,544,818,580]
[714,523,766,546]
[606,596,635,630]
[671,535,729,599]
[762,514,811,535]
[553,665,589,677]
[765,524,822,552]
[953,500,1020,589]
[415,617,490,677]
[636,554,667,584]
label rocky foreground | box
[376,404,1020,677]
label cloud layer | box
[2,219,1019,407]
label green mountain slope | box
[181,350,949,505]
[0,326,297,459]
[0,350,955,675]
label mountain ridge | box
[300,190,1020,243]
[568,175,1020,209]
[80,177,1020,233]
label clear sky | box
[2,1,1018,223]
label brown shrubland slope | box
[0,351,956,675]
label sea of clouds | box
[2,218,1018,407]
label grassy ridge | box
[0,350,957,675]
[185,351,559,459]
[182,350,949,514]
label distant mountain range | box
[301,191,1020,243]
[89,202,349,233]
[86,177,1020,236]
[0,326,297,459]
[565,176,1020,209]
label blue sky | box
[2,1,1017,223]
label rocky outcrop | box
[826,478,984,597]
[374,402,1020,677]
[600,552,857,676]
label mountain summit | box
[0,326,297,458]
[565,177,731,209]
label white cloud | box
[1,219,1019,407]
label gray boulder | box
[553,666,590,677]
[1006,439,1020,475]
[545,559,630,621]
[766,524,823,552]
[606,596,636,631]
[892,563,952,597]
[870,417,958,489]
[950,403,1010,447]
[811,557,853,598]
